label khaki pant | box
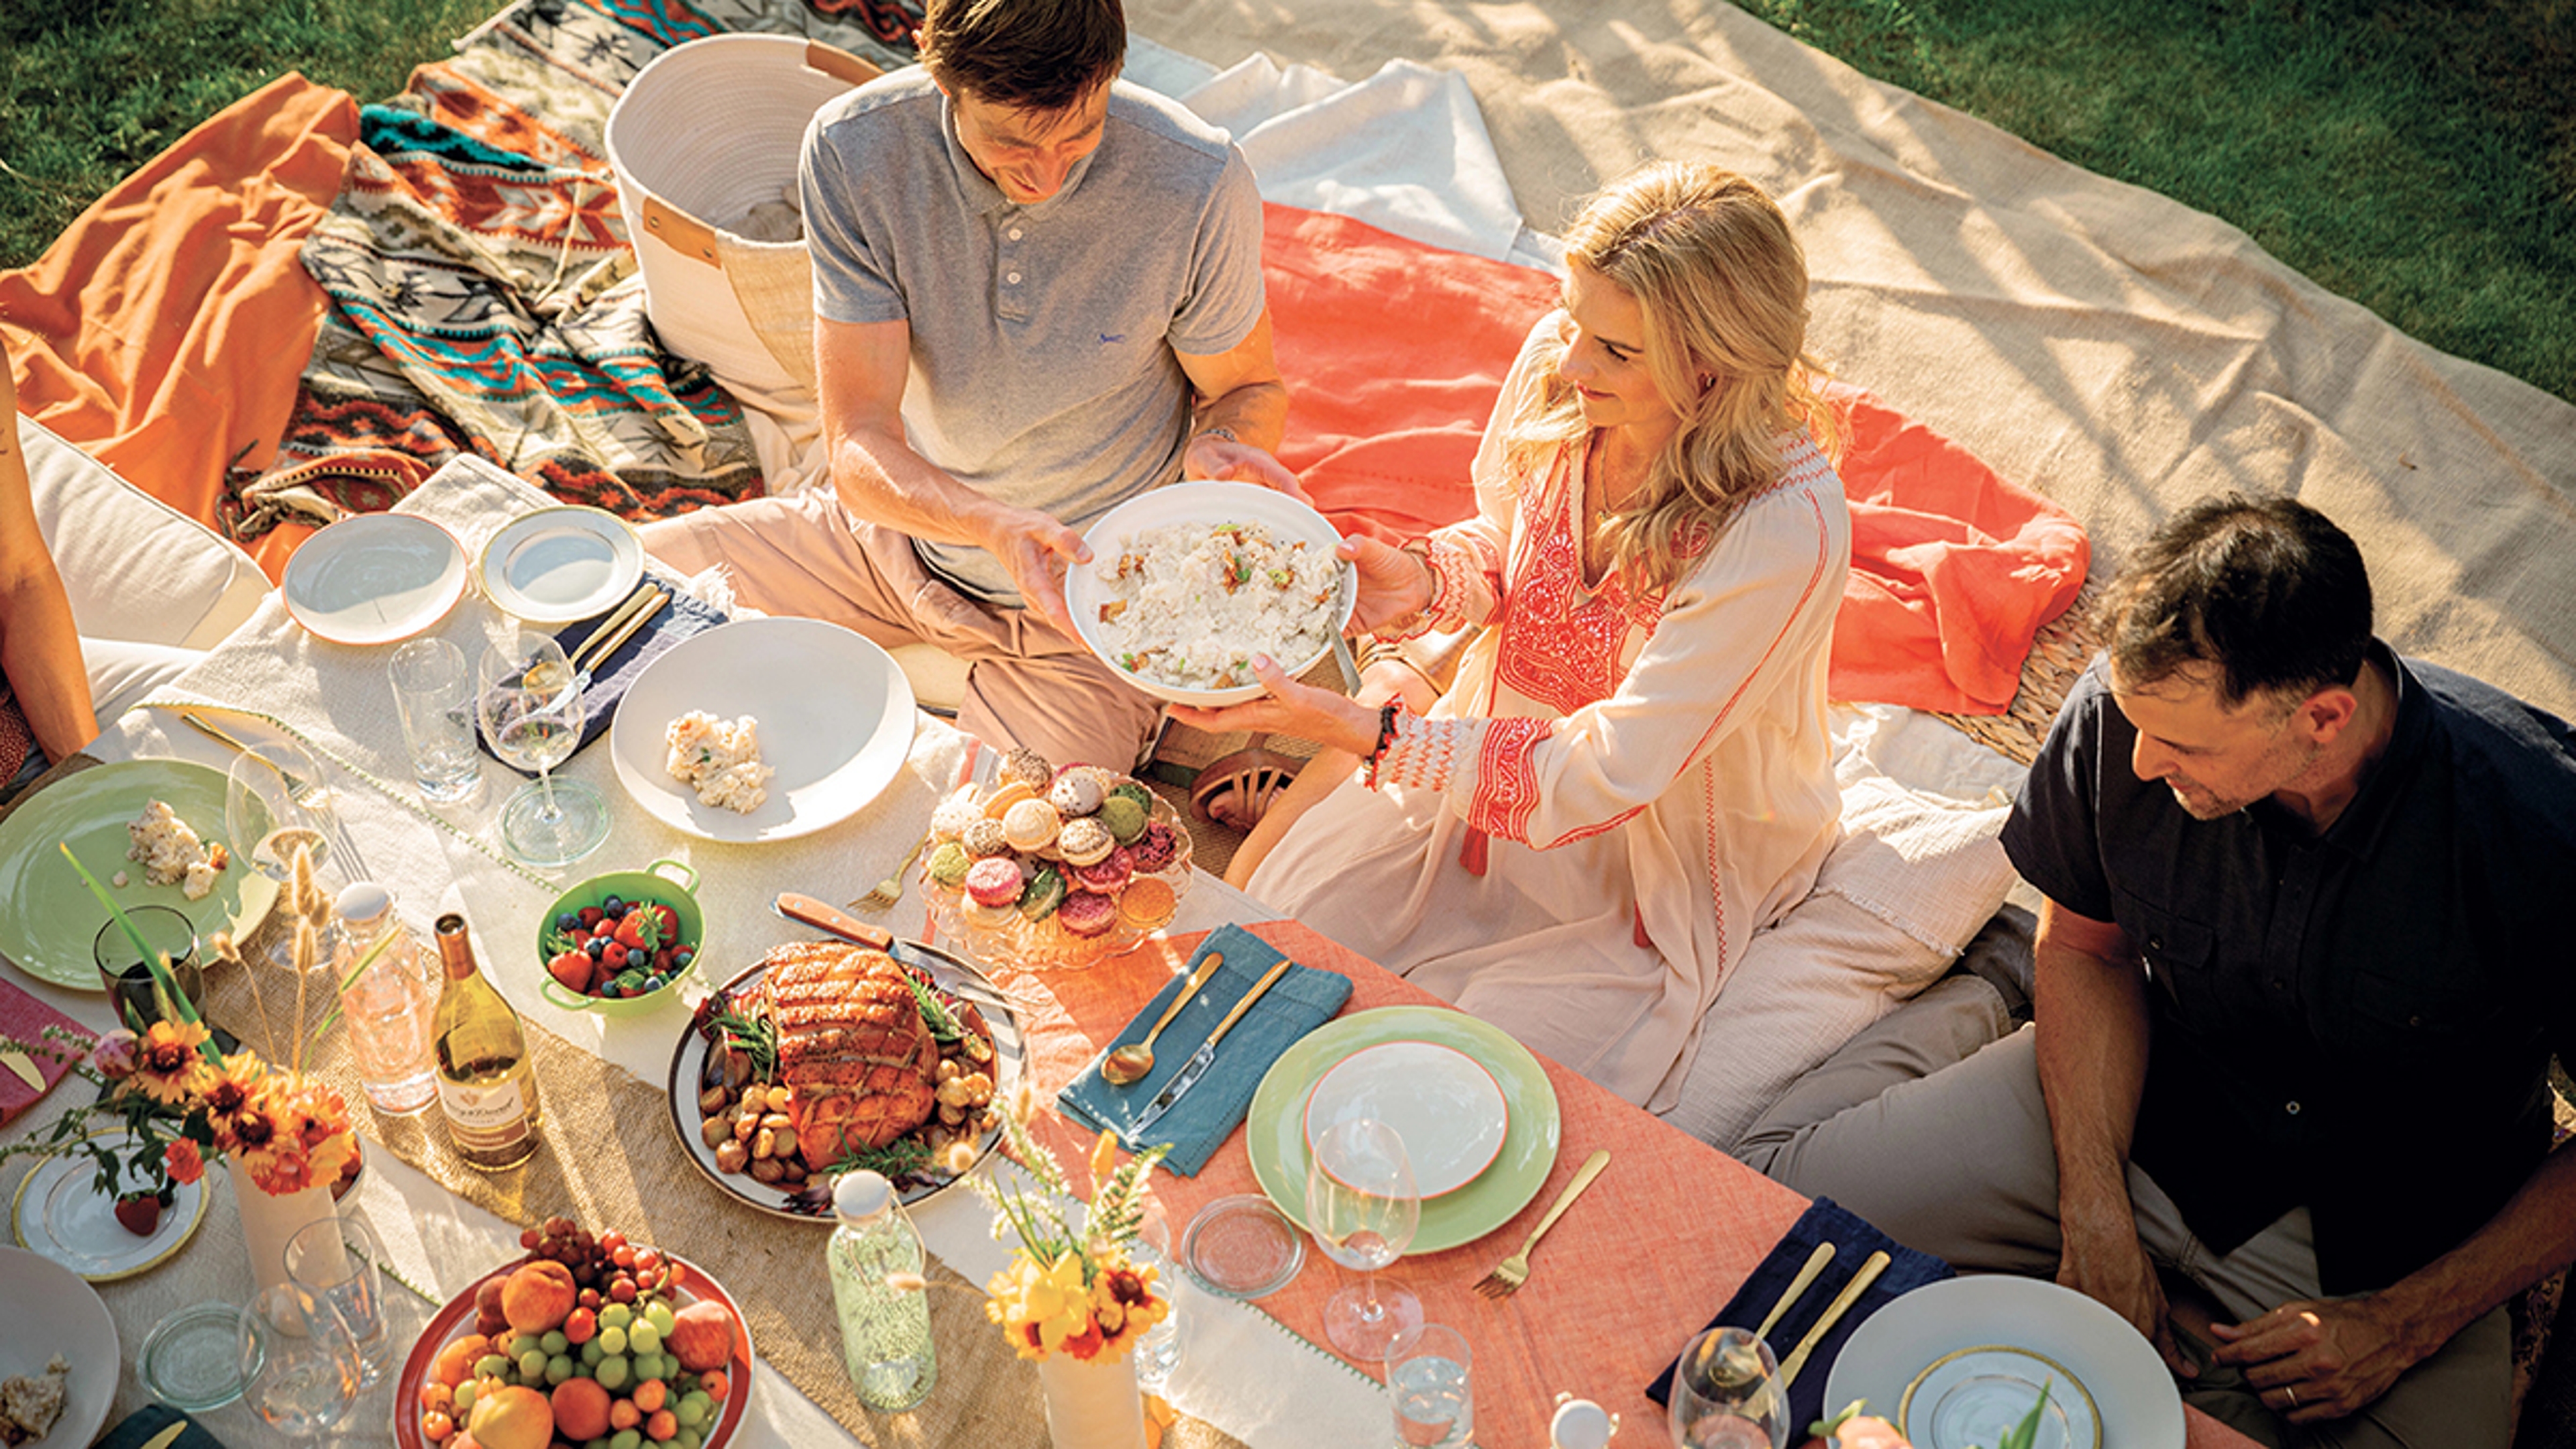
[638,493,1166,773]
[1735,977,2512,1449]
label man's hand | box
[2210,1295,2424,1424]
[2057,1214,2193,1380]
[1183,432,1307,500]
[977,507,1091,638]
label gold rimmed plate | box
[1900,1344,2101,1449]
[9,1126,210,1282]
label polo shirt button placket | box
[2284,1100,2302,1116]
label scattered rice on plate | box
[664,711,774,814]
[125,800,227,901]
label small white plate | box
[281,513,468,645]
[1900,1345,2101,1449]
[608,617,917,843]
[9,1127,209,1282]
[478,505,645,625]
[1826,1277,2183,1449]
[1065,480,1356,707]
[0,1245,117,1447]
[1302,1040,1508,1197]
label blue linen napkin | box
[97,1404,228,1448]
[1057,924,1352,1176]
[478,582,729,775]
[1646,1196,1953,1430]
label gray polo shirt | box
[800,68,1267,603]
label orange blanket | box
[0,72,356,561]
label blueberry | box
[672,949,694,969]
[643,975,667,992]
[586,938,607,961]
[602,895,625,914]
[555,911,580,933]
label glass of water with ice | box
[1386,1321,1472,1448]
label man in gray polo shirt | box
[641,0,1299,771]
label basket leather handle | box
[804,40,881,88]
[639,193,722,268]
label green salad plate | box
[1246,1004,1561,1254]
[0,760,278,990]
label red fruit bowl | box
[392,1249,754,1449]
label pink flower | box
[92,1029,140,1079]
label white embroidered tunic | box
[1245,315,1849,1110]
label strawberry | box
[548,950,595,994]
[642,904,680,939]
[113,1192,165,1236]
[614,908,665,953]
[603,943,630,970]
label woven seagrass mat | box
[193,931,1244,1448]
[1925,584,2105,766]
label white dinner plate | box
[10,1126,210,1281]
[1301,1040,1508,1197]
[478,505,644,625]
[1064,480,1356,706]
[280,513,468,645]
[0,1244,118,1447]
[1900,1345,2102,1449]
[1825,1277,2183,1449]
[608,617,917,843]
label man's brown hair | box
[918,0,1125,113]
[2098,492,2373,707]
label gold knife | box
[572,585,663,672]
[575,586,668,681]
[1752,1240,1836,1344]
[168,708,311,797]
[137,1421,189,1449]
[0,1049,43,1091]
[1126,954,1297,1135]
[1775,1249,1890,1388]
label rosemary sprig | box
[903,973,965,1044]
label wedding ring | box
[2284,1386,2298,1409]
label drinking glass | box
[284,1216,388,1387]
[475,631,608,867]
[388,637,484,805]
[91,904,203,1030]
[1305,1116,1423,1360]
[237,1281,364,1438]
[1387,1322,1474,1448]
[1129,1197,1179,1393]
[1669,1326,1792,1449]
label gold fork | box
[1470,1148,1610,1297]
[849,828,934,911]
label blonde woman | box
[1173,163,1850,1110]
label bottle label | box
[439,1075,531,1138]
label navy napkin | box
[1646,1196,1953,1430]
[1057,924,1351,1175]
[478,581,729,775]
[97,1403,227,1448]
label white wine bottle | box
[431,912,541,1171]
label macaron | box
[962,819,1012,859]
[1049,771,1105,818]
[965,856,1026,908]
[929,788,983,841]
[1116,875,1178,931]
[1018,863,1067,921]
[1000,747,1055,791]
[1097,794,1148,846]
[1072,845,1134,895]
[981,780,1038,820]
[1130,820,1181,874]
[1057,816,1116,868]
[1057,889,1119,938]
[1003,798,1063,853]
[925,841,972,890]
[1108,781,1154,815]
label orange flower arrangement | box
[972,1088,1172,1364]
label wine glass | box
[476,631,609,867]
[237,1281,364,1437]
[1304,1116,1423,1360]
[1669,1326,1792,1449]
[224,738,340,894]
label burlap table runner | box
[193,926,1244,1448]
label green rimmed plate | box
[1246,1005,1561,1254]
[0,760,278,989]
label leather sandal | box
[1189,745,1302,832]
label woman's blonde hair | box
[1508,161,1839,596]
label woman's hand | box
[1168,653,1383,755]
[1340,535,1436,635]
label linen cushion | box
[19,413,268,652]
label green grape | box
[628,1322,662,1356]
[596,1354,630,1391]
[632,1352,667,1383]
[599,1303,635,1330]
[541,1330,570,1356]
[610,1430,642,1449]
[510,1333,543,1359]
[451,1381,477,1415]
[598,1325,629,1356]
[673,1432,702,1449]
[517,1349,547,1381]
[475,1354,510,1381]
[580,1339,606,1366]
[674,1394,708,1428]
[545,1354,574,1385]
[644,1302,677,1337]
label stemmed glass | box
[1304,1116,1424,1359]
[237,1281,365,1438]
[1669,1326,1792,1449]
[223,738,341,892]
[476,631,608,867]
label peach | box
[473,1276,511,1339]
[549,1377,612,1442]
[666,1300,737,1373]
[501,1260,578,1335]
[466,1383,554,1449]
[434,1333,492,1389]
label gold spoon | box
[1102,951,1226,1085]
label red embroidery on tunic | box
[1495,454,1662,714]
[1466,716,1552,842]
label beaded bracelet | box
[1361,701,1403,789]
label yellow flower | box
[1089,1130,1119,1187]
[985,1250,1097,1361]
[130,1020,211,1106]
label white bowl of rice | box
[1067,482,1356,707]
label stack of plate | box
[1246,1006,1562,1253]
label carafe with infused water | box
[430,912,541,1170]
[331,883,438,1114]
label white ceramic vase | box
[230,1157,337,1298]
[1036,1348,1149,1449]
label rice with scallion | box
[1092,521,1342,690]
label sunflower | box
[127,1020,211,1106]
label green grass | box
[2,0,2571,401]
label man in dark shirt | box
[1739,495,2576,1446]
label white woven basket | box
[606,35,879,399]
